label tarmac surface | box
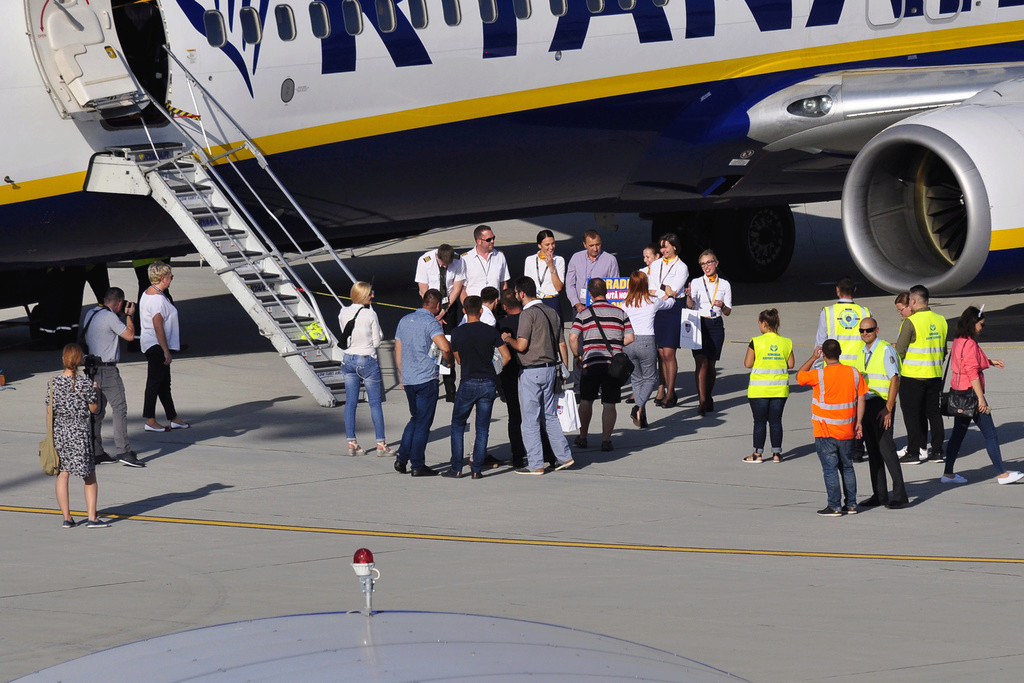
[3,202,1024,681]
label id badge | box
[579,288,587,303]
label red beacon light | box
[350,548,380,615]
[353,548,374,565]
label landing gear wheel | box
[718,206,795,282]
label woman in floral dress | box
[47,344,107,528]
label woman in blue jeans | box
[743,309,794,463]
[942,306,1023,484]
[338,282,391,456]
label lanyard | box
[536,255,551,288]
[475,253,492,283]
[702,276,720,308]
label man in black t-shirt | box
[445,297,511,478]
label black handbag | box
[940,341,979,419]
[589,306,634,383]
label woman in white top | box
[338,281,389,456]
[686,249,732,416]
[650,233,689,409]
[622,271,674,427]
[523,230,565,324]
[140,261,188,432]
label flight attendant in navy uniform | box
[648,233,689,408]
[414,244,465,402]
[686,249,732,416]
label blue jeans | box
[749,397,787,453]
[815,437,857,511]
[944,411,1004,475]
[399,380,438,469]
[450,378,498,474]
[519,367,573,471]
[342,354,385,441]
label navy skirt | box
[653,298,685,349]
[693,316,725,361]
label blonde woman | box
[48,344,108,528]
[338,282,390,455]
[140,261,188,432]
[622,271,673,427]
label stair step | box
[308,359,341,370]
[222,250,267,262]
[203,227,247,238]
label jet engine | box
[842,92,1024,295]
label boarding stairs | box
[85,53,358,407]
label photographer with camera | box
[80,287,143,468]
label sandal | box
[772,453,783,463]
[376,442,394,456]
[574,435,588,449]
[601,440,613,452]
[742,454,763,463]
[347,441,365,456]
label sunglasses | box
[480,236,495,242]
[859,327,877,334]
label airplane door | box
[25,0,145,117]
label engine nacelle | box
[842,100,1024,294]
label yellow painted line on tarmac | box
[4,505,1023,565]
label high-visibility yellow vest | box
[747,332,792,398]
[824,302,871,365]
[859,340,899,401]
[901,311,946,379]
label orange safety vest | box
[806,364,864,440]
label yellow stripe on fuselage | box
[4,20,1024,206]
[990,226,1024,251]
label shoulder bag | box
[39,380,60,476]
[338,306,365,350]
[589,306,634,383]
[940,340,978,419]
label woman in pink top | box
[941,306,1023,485]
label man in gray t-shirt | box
[80,287,141,467]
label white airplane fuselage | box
[4,0,1024,294]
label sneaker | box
[440,469,461,479]
[918,447,929,463]
[940,473,968,484]
[84,519,110,528]
[61,519,76,529]
[119,452,146,468]
[94,452,118,465]
[898,453,922,466]
[997,470,1024,485]
[844,506,858,515]
[514,467,546,476]
[817,507,842,517]
[896,446,908,457]
[553,459,575,471]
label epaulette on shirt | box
[423,255,431,262]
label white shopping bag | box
[679,308,703,350]
[557,390,581,433]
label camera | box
[82,354,100,379]
[124,301,136,315]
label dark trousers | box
[899,376,944,458]
[399,380,439,469]
[143,346,178,420]
[863,398,908,505]
[500,368,555,468]
[749,397,786,453]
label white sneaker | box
[918,447,929,462]
[897,446,908,457]
[940,473,968,484]
[997,471,1024,485]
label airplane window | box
[240,7,263,45]
[377,0,397,33]
[442,0,461,26]
[587,0,604,12]
[342,0,363,35]
[275,5,297,41]
[479,0,497,23]
[514,0,531,19]
[309,2,331,38]
[203,10,227,48]
[618,0,635,9]
[651,0,668,6]
[548,0,567,18]
[409,0,428,29]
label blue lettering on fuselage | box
[177,0,977,94]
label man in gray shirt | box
[80,287,141,467]
[501,277,574,475]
